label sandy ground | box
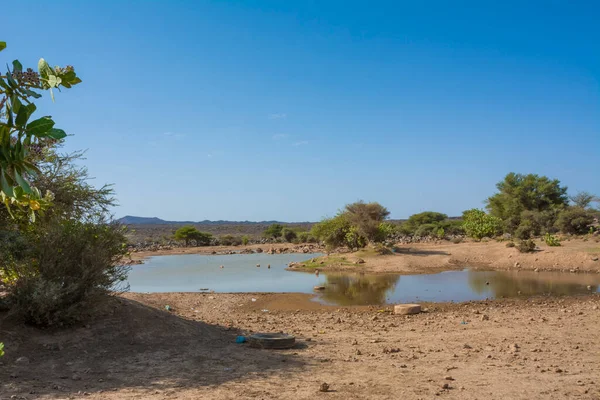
[289,239,600,275]
[1,292,600,400]
[2,239,599,399]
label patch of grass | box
[298,256,354,269]
[354,248,379,258]
[355,245,394,258]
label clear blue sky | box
[3,1,599,221]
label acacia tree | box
[0,41,81,221]
[174,226,212,246]
[569,191,599,209]
[344,201,390,242]
[486,173,568,233]
[311,201,391,249]
[264,223,283,238]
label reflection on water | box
[314,269,600,306]
[320,274,400,306]
[468,270,599,297]
[129,253,600,306]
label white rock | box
[394,304,421,315]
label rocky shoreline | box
[124,243,324,264]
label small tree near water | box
[281,228,297,242]
[462,209,502,240]
[174,226,212,246]
[264,223,283,238]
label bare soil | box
[1,293,599,399]
[2,238,600,399]
[291,238,600,274]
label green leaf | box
[26,103,37,115]
[12,60,23,73]
[26,116,55,135]
[22,88,42,99]
[0,173,14,198]
[12,96,22,115]
[15,103,30,127]
[13,185,24,199]
[13,172,32,194]
[21,160,41,176]
[5,71,18,88]
[0,42,6,52]
[47,128,67,140]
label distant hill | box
[118,215,461,243]
[117,215,303,225]
[118,215,315,243]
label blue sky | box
[3,1,599,221]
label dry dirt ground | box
[1,292,600,400]
[292,239,600,275]
[2,239,600,399]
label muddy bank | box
[288,239,600,275]
[1,292,599,399]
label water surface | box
[127,253,600,305]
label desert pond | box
[127,253,600,305]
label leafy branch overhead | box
[0,41,81,220]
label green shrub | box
[404,212,447,233]
[242,235,249,246]
[344,201,390,242]
[506,241,515,248]
[344,226,367,249]
[517,239,536,253]
[398,222,414,235]
[555,207,595,234]
[4,220,128,327]
[281,228,297,243]
[414,223,437,237]
[219,234,242,246]
[435,227,445,239]
[263,224,283,238]
[297,232,309,243]
[514,223,534,240]
[544,233,561,246]
[462,209,502,240]
[311,215,352,249]
[486,173,568,234]
[375,222,397,242]
[174,226,212,246]
[438,219,465,235]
